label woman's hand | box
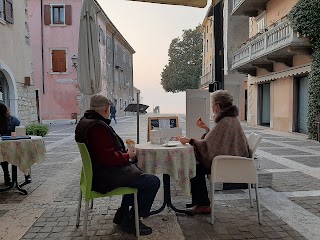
[178,136,191,145]
[196,117,210,132]
[128,148,136,158]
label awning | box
[250,64,311,84]
[128,0,209,8]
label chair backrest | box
[247,132,263,157]
[77,143,93,201]
[212,156,258,184]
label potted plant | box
[26,123,49,137]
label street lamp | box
[71,55,78,69]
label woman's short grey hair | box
[211,90,233,110]
[89,95,111,111]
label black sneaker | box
[113,206,128,225]
[137,220,152,236]
[121,218,152,236]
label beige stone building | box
[231,0,311,133]
[0,0,37,124]
[200,2,249,117]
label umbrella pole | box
[136,91,140,144]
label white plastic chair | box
[209,132,263,225]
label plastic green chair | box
[76,143,140,239]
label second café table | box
[0,136,46,195]
[136,141,196,216]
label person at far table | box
[178,90,250,214]
[75,95,160,236]
[0,102,32,185]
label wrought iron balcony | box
[231,19,310,75]
[232,0,268,17]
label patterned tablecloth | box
[136,142,196,196]
[0,136,46,174]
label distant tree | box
[161,25,203,93]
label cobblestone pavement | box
[0,113,320,240]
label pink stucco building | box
[28,0,135,123]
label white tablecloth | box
[0,136,46,174]
[136,142,196,195]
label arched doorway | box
[0,71,10,105]
[0,63,18,117]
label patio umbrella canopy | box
[124,103,149,113]
[77,0,101,116]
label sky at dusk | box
[98,0,209,113]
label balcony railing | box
[232,19,307,69]
[232,0,268,17]
[200,71,213,88]
[232,0,244,11]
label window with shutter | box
[44,5,51,25]
[106,34,111,51]
[4,0,14,24]
[51,49,67,73]
[65,5,72,25]
[50,4,65,25]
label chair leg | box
[248,183,253,208]
[76,191,82,227]
[210,181,215,225]
[133,193,140,239]
[90,199,93,209]
[255,184,262,225]
[83,201,89,240]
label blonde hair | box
[211,90,233,110]
[89,95,111,111]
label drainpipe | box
[40,0,45,94]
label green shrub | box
[26,123,49,137]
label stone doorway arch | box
[0,63,19,117]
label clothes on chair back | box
[75,110,143,193]
[189,105,250,170]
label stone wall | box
[17,82,37,125]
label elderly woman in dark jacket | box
[179,90,250,214]
[0,102,20,185]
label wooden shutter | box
[65,5,72,25]
[44,5,51,25]
[52,50,66,73]
[59,51,67,72]
[4,0,14,24]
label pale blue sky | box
[99,0,209,113]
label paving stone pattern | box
[0,114,320,240]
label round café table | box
[136,141,196,215]
[0,136,46,195]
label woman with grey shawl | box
[179,90,250,214]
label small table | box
[0,136,46,194]
[136,142,196,215]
